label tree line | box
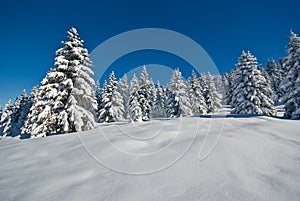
[0,28,299,138]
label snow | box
[0,108,299,201]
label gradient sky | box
[0,0,299,107]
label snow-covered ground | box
[0,109,299,201]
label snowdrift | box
[0,115,299,201]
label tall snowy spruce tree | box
[187,70,207,114]
[96,80,106,120]
[148,78,156,110]
[214,75,225,102]
[223,69,236,105]
[231,50,276,116]
[279,31,300,119]
[23,27,97,138]
[0,107,2,126]
[266,59,278,88]
[0,100,13,137]
[7,90,32,137]
[129,74,143,122]
[98,71,124,123]
[203,73,222,113]
[117,74,130,119]
[221,73,230,104]
[95,81,101,112]
[138,66,151,121]
[153,80,166,117]
[165,88,179,118]
[167,69,192,117]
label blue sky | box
[0,0,299,107]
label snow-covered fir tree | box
[148,78,157,118]
[96,80,106,120]
[277,57,288,100]
[231,50,276,116]
[279,31,300,119]
[148,78,156,108]
[8,90,32,137]
[167,69,192,117]
[187,70,207,114]
[117,74,129,119]
[223,70,236,105]
[138,66,151,121]
[30,86,39,103]
[262,58,280,102]
[95,81,101,111]
[0,100,13,137]
[23,68,72,137]
[23,27,97,138]
[129,74,143,122]
[0,106,2,135]
[260,65,275,102]
[152,80,166,117]
[97,80,110,123]
[98,72,124,123]
[0,107,2,125]
[203,73,222,113]
[266,58,279,100]
[221,73,229,104]
[21,86,39,136]
[61,27,97,131]
[213,75,225,102]
[165,88,179,118]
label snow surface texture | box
[0,108,299,201]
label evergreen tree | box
[21,86,39,136]
[95,81,101,112]
[0,100,13,137]
[96,80,106,121]
[97,80,110,123]
[153,80,166,117]
[266,58,279,101]
[61,27,97,132]
[19,87,38,138]
[221,73,230,104]
[187,70,207,114]
[214,75,225,101]
[278,58,286,81]
[129,74,143,122]
[148,78,156,108]
[0,106,2,125]
[98,72,124,123]
[0,106,2,136]
[260,65,274,102]
[231,50,276,116]
[23,27,97,138]
[204,73,222,113]
[8,90,32,137]
[138,66,151,121]
[279,31,300,119]
[167,69,192,117]
[23,68,72,137]
[165,88,179,118]
[224,70,236,105]
[30,86,40,103]
[277,57,287,100]
[117,74,129,119]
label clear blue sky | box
[0,0,299,107]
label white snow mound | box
[0,113,299,201]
